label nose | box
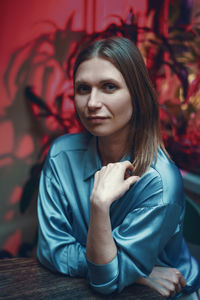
[87,88,102,111]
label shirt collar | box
[83,135,132,180]
[83,135,101,181]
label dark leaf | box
[25,86,52,114]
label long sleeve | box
[36,133,200,297]
[86,169,183,294]
[37,155,88,277]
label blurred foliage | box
[2,3,200,257]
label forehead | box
[75,57,124,83]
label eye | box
[76,84,90,94]
[102,82,117,93]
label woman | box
[37,37,200,299]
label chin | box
[87,131,109,137]
[87,128,116,137]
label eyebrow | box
[74,80,88,86]
[74,78,119,86]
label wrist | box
[90,194,111,212]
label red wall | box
[0,0,147,256]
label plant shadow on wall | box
[1,14,85,258]
[2,7,200,257]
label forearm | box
[86,161,138,266]
[86,203,117,265]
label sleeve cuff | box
[87,255,118,285]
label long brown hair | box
[73,37,169,176]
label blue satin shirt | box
[37,132,200,298]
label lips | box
[87,116,107,119]
[86,115,109,123]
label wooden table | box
[0,258,164,299]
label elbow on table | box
[37,244,68,275]
[89,275,119,295]
[37,246,59,273]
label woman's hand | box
[87,161,139,264]
[90,161,140,210]
[136,266,186,298]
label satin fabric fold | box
[37,132,200,297]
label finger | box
[105,163,114,168]
[141,278,171,298]
[99,165,107,173]
[124,168,135,179]
[93,171,100,188]
[170,290,177,298]
[94,169,104,185]
[156,278,174,291]
[179,274,186,287]
[158,276,183,297]
[174,270,186,287]
[175,282,182,294]
[157,278,181,298]
[94,170,99,181]
[170,283,182,298]
[154,285,171,298]
[121,160,134,171]
[125,175,140,187]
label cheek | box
[74,103,85,124]
[114,95,133,118]
[74,100,87,126]
[74,98,83,113]
[118,108,133,124]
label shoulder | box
[133,149,184,207]
[145,149,184,206]
[153,149,183,191]
[49,131,92,158]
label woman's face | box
[74,57,133,139]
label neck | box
[98,130,132,166]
